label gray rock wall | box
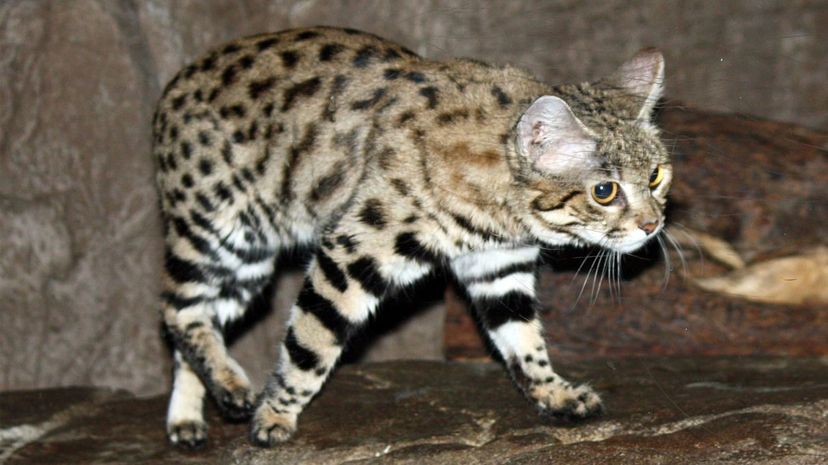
[1,0,825,396]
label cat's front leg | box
[452,246,603,420]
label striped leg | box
[250,250,379,446]
[452,246,603,420]
[250,235,433,447]
[162,214,278,446]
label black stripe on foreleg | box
[316,250,349,292]
[346,256,388,296]
[295,279,352,344]
[474,291,537,329]
[283,327,319,371]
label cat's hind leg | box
[166,351,208,448]
[161,209,278,446]
[452,246,603,420]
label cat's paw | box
[167,420,208,449]
[215,385,255,421]
[532,382,603,421]
[249,402,297,447]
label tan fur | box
[153,27,669,447]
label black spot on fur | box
[171,94,187,111]
[310,168,345,202]
[222,44,241,55]
[198,131,211,147]
[351,88,387,111]
[237,54,255,68]
[219,104,247,119]
[198,158,213,176]
[394,232,440,264]
[383,48,402,61]
[282,76,321,112]
[165,153,178,171]
[389,178,409,196]
[280,50,300,68]
[319,43,344,61]
[248,77,276,99]
[323,75,349,121]
[279,123,318,200]
[213,181,232,201]
[346,257,388,297]
[169,125,179,141]
[232,130,245,144]
[384,68,401,80]
[221,141,233,164]
[404,71,426,83]
[419,86,439,109]
[353,46,378,68]
[358,199,386,229]
[180,141,193,159]
[295,30,321,42]
[256,37,279,51]
[194,192,214,212]
[200,55,216,72]
[336,235,358,254]
[181,173,194,188]
[491,85,512,108]
[397,111,415,126]
[247,121,259,141]
[221,65,237,86]
[437,109,469,125]
[263,102,274,117]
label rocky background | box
[1,0,827,397]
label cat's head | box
[513,49,670,253]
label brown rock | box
[4,358,827,464]
[2,1,827,396]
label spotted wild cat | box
[152,26,670,448]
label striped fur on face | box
[152,27,665,448]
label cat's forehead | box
[555,84,668,171]
[594,125,668,171]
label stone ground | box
[2,357,827,465]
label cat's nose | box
[638,221,658,235]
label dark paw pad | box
[216,388,254,421]
[168,421,208,449]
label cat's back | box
[152,27,543,239]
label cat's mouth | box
[576,225,662,255]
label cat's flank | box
[152,26,670,448]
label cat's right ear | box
[516,96,598,176]
[610,48,665,122]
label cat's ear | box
[611,48,664,122]
[516,96,598,176]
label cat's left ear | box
[610,48,665,123]
[516,96,598,176]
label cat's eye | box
[591,182,618,205]
[649,165,664,188]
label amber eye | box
[649,165,664,188]
[591,182,618,205]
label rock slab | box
[3,357,827,464]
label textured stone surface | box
[1,0,827,396]
[3,358,828,464]
[446,107,828,361]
